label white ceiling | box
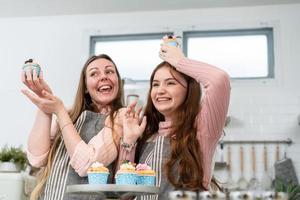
[1,0,300,18]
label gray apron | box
[40,110,113,200]
[137,135,174,200]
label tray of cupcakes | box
[67,161,159,199]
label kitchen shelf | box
[219,138,292,146]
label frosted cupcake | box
[136,163,156,186]
[22,59,41,77]
[163,35,179,47]
[87,162,110,184]
[115,161,137,185]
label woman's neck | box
[92,103,111,114]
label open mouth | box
[156,97,171,102]
[98,85,113,93]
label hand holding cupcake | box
[23,59,41,77]
[163,35,179,47]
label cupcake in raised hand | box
[115,160,137,185]
[22,59,41,77]
[163,35,179,47]
[87,162,110,184]
[136,163,156,186]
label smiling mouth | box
[98,85,113,93]
[156,97,171,102]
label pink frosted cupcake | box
[136,163,156,186]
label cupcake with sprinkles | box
[87,162,110,184]
[136,163,156,186]
[115,160,137,185]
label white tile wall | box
[215,94,300,185]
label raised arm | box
[160,45,230,140]
[21,67,57,167]
[176,58,230,140]
[22,90,119,176]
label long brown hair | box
[136,61,204,190]
[30,54,123,200]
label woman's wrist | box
[120,137,137,152]
[55,104,68,118]
[122,135,139,145]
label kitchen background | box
[0,0,299,194]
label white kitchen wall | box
[0,3,299,181]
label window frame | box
[182,28,275,79]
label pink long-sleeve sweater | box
[176,58,230,188]
[27,112,133,177]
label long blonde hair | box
[30,54,123,200]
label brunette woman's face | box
[151,66,187,120]
[85,58,119,107]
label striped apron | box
[138,135,175,200]
[40,110,109,200]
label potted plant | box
[275,178,300,200]
[0,145,28,172]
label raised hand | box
[21,66,53,98]
[122,100,147,144]
[159,44,185,67]
[21,89,65,116]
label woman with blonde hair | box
[122,39,231,199]
[21,54,133,200]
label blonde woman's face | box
[151,67,187,120]
[85,58,119,107]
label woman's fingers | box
[140,116,147,130]
[135,106,143,118]
[32,69,43,91]
[126,100,138,117]
[21,89,41,106]
[25,69,34,86]
[128,99,138,110]
[42,90,55,100]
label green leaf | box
[0,145,28,170]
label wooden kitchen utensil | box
[261,145,272,190]
[237,146,248,190]
[225,145,238,191]
[249,145,259,189]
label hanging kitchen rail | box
[219,138,292,146]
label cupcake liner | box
[137,175,155,186]
[115,173,137,185]
[88,172,109,184]
[167,41,178,47]
[23,63,41,76]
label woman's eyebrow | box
[105,65,114,69]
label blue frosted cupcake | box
[136,163,156,186]
[115,161,137,185]
[87,162,109,184]
[23,59,41,77]
[163,35,179,47]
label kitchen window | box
[183,28,274,79]
[90,33,171,81]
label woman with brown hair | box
[21,54,132,200]
[122,40,230,199]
